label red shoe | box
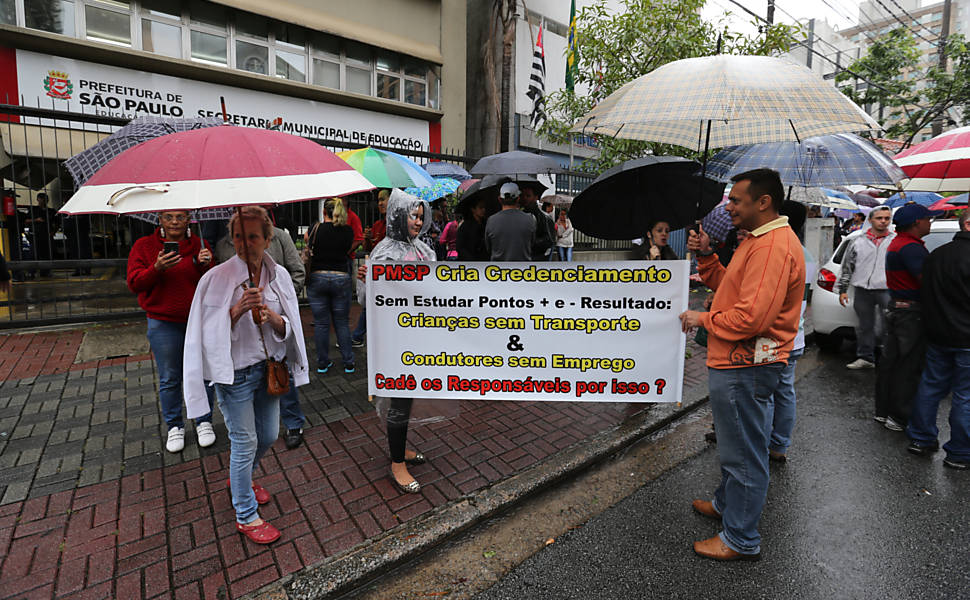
[236,520,280,544]
[226,480,272,505]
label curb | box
[251,384,712,600]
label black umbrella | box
[458,175,505,218]
[422,162,473,181]
[470,150,565,177]
[570,156,726,240]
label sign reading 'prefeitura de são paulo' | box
[7,48,432,151]
[366,261,689,403]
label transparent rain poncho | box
[370,189,459,425]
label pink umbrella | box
[929,198,961,211]
[894,126,970,192]
[58,125,374,215]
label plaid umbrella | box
[706,134,905,187]
[700,197,732,243]
[570,55,879,150]
[422,162,473,181]
[404,178,461,202]
[64,116,224,186]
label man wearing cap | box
[876,203,941,432]
[905,216,970,469]
[836,206,895,370]
[485,183,536,261]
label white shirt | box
[183,254,309,419]
[228,265,288,370]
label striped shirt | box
[885,231,927,301]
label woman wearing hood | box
[366,189,435,493]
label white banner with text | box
[366,261,688,403]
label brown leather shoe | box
[693,535,760,561]
[769,450,787,463]
[691,499,722,520]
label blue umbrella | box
[707,133,906,188]
[883,191,943,209]
[404,177,461,202]
[422,162,473,181]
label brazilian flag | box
[566,0,578,92]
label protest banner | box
[366,261,688,403]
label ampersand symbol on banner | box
[506,335,524,352]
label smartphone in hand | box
[163,241,179,255]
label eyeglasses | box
[160,214,189,223]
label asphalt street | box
[474,350,970,600]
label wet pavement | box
[474,350,970,600]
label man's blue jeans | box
[146,317,213,429]
[769,348,803,454]
[215,362,280,525]
[709,362,784,556]
[906,343,970,462]
[307,272,355,369]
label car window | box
[924,231,953,253]
[832,238,851,264]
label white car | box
[811,219,960,352]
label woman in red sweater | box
[127,210,216,453]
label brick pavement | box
[0,305,711,600]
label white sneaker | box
[166,427,185,453]
[884,417,905,432]
[196,422,216,448]
[846,358,875,370]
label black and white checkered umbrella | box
[64,115,225,186]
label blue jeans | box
[307,271,355,369]
[769,348,803,454]
[557,247,573,262]
[709,362,784,555]
[279,385,304,431]
[907,343,970,462]
[352,306,366,344]
[146,318,213,429]
[215,362,280,524]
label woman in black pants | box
[366,189,436,493]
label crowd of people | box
[121,169,967,551]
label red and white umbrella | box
[58,125,374,215]
[894,126,970,192]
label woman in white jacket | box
[183,206,309,545]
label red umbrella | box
[894,126,970,192]
[929,198,961,211]
[58,125,374,215]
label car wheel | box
[814,332,843,353]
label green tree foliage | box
[836,28,970,144]
[540,0,801,172]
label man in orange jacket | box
[680,168,805,561]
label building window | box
[84,2,130,46]
[276,48,305,82]
[141,18,180,57]
[25,0,75,36]
[312,58,339,89]
[0,0,15,24]
[190,29,226,65]
[235,39,267,74]
[346,66,371,95]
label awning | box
[215,1,444,65]
[1,124,109,161]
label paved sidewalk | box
[0,302,714,599]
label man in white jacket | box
[836,206,894,370]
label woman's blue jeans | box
[307,271,355,369]
[146,317,213,429]
[215,362,280,525]
[708,362,784,556]
[557,247,573,262]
